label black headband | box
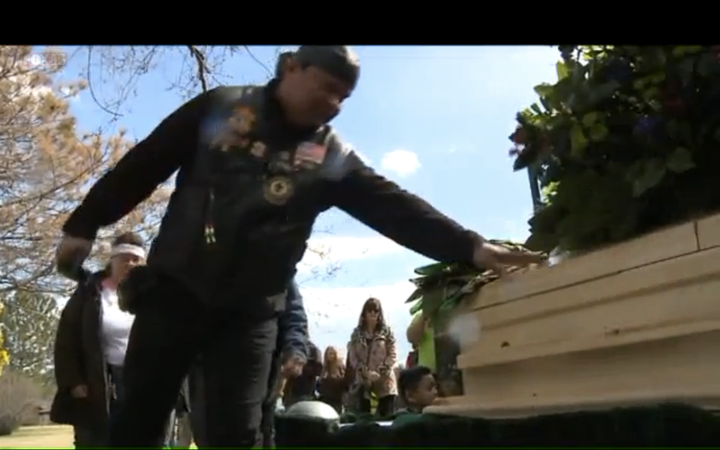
[294,45,360,88]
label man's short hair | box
[398,365,433,401]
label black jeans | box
[107,277,278,448]
[191,355,281,448]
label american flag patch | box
[294,142,327,166]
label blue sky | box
[61,45,559,362]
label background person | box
[317,346,348,414]
[392,365,438,427]
[347,298,397,417]
[50,232,145,448]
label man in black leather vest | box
[55,45,543,447]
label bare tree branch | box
[186,45,209,93]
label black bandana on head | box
[294,45,360,88]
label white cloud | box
[380,149,421,177]
[302,280,418,362]
[299,236,403,274]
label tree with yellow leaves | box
[0,45,170,297]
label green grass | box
[0,424,199,449]
[0,424,73,448]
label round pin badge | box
[263,176,295,205]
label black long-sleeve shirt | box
[63,84,481,270]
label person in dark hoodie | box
[54,45,544,448]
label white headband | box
[111,243,146,260]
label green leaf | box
[570,124,589,156]
[672,46,704,57]
[666,147,696,173]
[530,103,542,114]
[641,86,660,101]
[556,61,569,80]
[697,53,718,77]
[648,72,666,84]
[678,58,695,85]
[571,62,587,84]
[594,80,620,100]
[405,289,423,304]
[632,159,667,197]
[539,96,552,112]
[589,123,609,142]
[582,112,600,127]
[632,78,647,91]
[413,262,447,276]
[534,83,554,98]
[678,121,693,144]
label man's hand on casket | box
[472,240,545,276]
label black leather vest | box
[147,85,348,311]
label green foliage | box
[0,293,59,385]
[405,241,539,325]
[510,45,720,253]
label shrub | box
[0,370,43,436]
[0,301,8,376]
[510,46,720,253]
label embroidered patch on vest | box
[250,141,267,158]
[294,142,327,167]
[204,85,257,152]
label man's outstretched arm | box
[330,149,482,265]
[62,87,228,240]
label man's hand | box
[56,235,93,281]
[473,240,545,276]
[367,370,380,382]
[281,354,306,378]
[70,384,88,398]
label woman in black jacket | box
[50,232,146,447]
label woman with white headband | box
[51,232,147,448]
